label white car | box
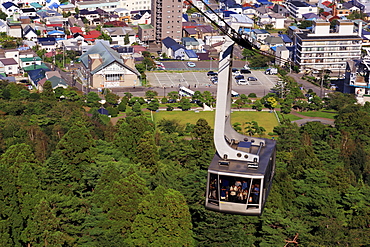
[243,65,250,70]
[237,79,249,85]
[187,62,196,67]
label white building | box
[284,1,318,19]
[294,20,362,72]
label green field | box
[152,110,279,134]
[297,110,338,119]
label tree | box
[252,99,263,111]
[86,92,101,107]
[127,186,194,246]
[168,91,179,100]
[43,121,96,195]
[178,98,191,111]
[145,90,158,100]
[147,99,159,111]
[124,33,130,45]
[0,10,7,20]
[134,131,159,168]
[105,92,120,105]
[244,121,266,136]
[298,20,313,29]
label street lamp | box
[163,86,166,97]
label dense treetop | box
[0,81,369,246]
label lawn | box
[296,110,338,119]
[152,110,279,134]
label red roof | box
[132,45,147,53]
[322,1,332,7]
[46,24,63,27]
[104,21,128,27]
[70,26,83,34]
[86,30,101,38]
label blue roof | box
[37,37,56,45]
[223,11,237,17]
[2,2,16,9]
[28,68,50,84]
[30,2,42,8]
[98,108,109,115]
[170,43,185,51]
[279,34,293,43]
[253,29,269,34]
[239,27,252,34]
[49,3,59,9]
[47,30,65,35]
[185,49,198,58]
[182,13,188,22]
[162,37,178,48]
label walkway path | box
[290,111,335,126]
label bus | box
[179,86,195,97]
[231,90,239,97]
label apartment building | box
[294,20,362,73]
[151,0,182,42]
[284,1,318,19]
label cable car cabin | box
[205,139,276,216]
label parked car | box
[247,76,258,81]
[167,99,177,103]
[240,69,251,74]
[243,65,250,70]
[235,74,244,80]
[187,62,196,67]
[207,71,218,76]
[237,79,248,85]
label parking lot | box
[146,70,280,97]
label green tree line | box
[0,79,369,246]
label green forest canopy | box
[0,80,369,246]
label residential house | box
[84,30,101,44]
[182,37,202,51]
[0,58,19,75]
[46,30,65,39]
[28,68,50,87]
[138,24,155,43]
[228,14,254,34]
[20,57,42,70]
[7,15,22,38]
[162,37,187,59]
[294,19,362,72]
[79,41,141,88]
[284,1,318,19]
[130,10,151,25]
[23,25,38,41]
[184,50,199,60]
[102,27,136,46]
[113,8,130,22]
[57,3,75,14]
[279,34,294,46]
[183,27,197,38]
[264,36,284,48]
[3,49,20,64]
[1,2,19,17]
[251,29,270,41]
[75,0,120,13]
[37,37,58,51]
[20,8,37,18]
[271,4,289,16]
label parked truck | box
[265,68,278,75]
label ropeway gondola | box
[204,38,277,216]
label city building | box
[284,1,318,19]
[294,19,362,73]
[79,41,140,88]
[151,0,182,43]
